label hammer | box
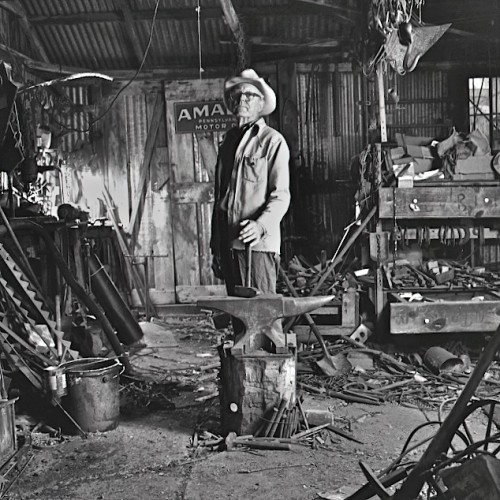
[234,243,260,298]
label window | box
[468,77,500,150]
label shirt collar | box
[239,117,266,135]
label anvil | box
[198,294,334,355]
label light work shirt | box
[211,117,290,255]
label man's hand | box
[239,219,265,247]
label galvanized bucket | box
[61,358,122,433]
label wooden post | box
[375,61,387,320]
[376,62,387,142]
[218,0,249,71]
[218,344,296,436]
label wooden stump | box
[218,344,296,436]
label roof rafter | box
[220,35,341,48]
[292,0,361,23]
[113,0,145,66]
[23,5,357,26]
[218,0,249,70]
[0,0,50,62]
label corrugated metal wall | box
[293,64,363,258]
[291,66,453,261]
[59,86,91,151]
[55,66,468,299]
[384,70,452,141]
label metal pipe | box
[88,252,143,345]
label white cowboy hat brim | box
[224,69,276,117]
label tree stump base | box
[218,343,296,436]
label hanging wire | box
[196,0,203,80]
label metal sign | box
[174,100,236,133]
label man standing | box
[210,68,290,297]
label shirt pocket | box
[242,155,266,183]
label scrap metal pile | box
[277,247,500,498]
[373,259,500,294]
[296,337,500,411]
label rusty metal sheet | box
[379,186,500,219]
[391,300,500,334]
[170,182,214,204]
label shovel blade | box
[316,352,351,376]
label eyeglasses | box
[229,91,263,103]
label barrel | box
[62,358,122,433]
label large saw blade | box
[0,244,79,361]
[385,24,451,74]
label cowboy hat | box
[224,68,276,117]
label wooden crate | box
[293,290,360,337]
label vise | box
[198,294,334,355]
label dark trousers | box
[220,248,280,336]
[221,248,279,295]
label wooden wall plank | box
[171,183,214,203]
[100,99,130,223]
[176,285,227,303]
[171,202,199,287]
[148,146,176,300]
[165,78,226,297]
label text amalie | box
[174,100,236,133]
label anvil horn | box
[282,295,335,317]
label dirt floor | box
[2,313,495,500]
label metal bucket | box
[423,346,464,375]
[61,358,122,433]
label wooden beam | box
[293,0,360,23]
[218,0,249,70]
[128,92,163,248]
[114,0,145,66]
[26,8,221,25]
[0,1,23,17]
[251,45,341,64]
[25,5,349,25]
[5,0,50,62]
[220,35,340,48]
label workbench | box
[366,144,500,336]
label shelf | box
[390,297,500,334]
[379,185,500,219]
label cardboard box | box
[396,163,414,188]
[390,146,406,160]
[413,157,434,174]
[392,156,413,165]
[455,154,493,175]
[406,145,433,159]
[452,172,495,181]
[396,133,434,147]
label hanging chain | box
[9,102,24,155]
[392,185,400,264]
[196,0,203,79]
[376,231,382,266]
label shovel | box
[305,313,350,376]
[278,265,345,376]
[234,243,260,298]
